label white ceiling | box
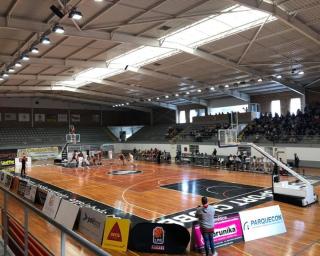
[0,0,319,110]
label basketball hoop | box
[66,133,80,144]
[218,129,238,148]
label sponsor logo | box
[108,170,142,175]
[83,213,101,228]
[214,224,237,238]
[0,160,14,166]
[151,245,165,250]
[244,215,283,230]
[153,227,165,244]
[243,221,250,231]
[107,222,122,242]
[151,226,165,251]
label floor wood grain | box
[2,160,319,256]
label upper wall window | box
[290,98,301,115]
[271,100,281,116]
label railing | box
[240,134,320,144]
[0,184,111,256]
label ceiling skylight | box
[58,4,276,88]
[163,5,274,48]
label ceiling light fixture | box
[258,78,263,82]
[21,54,30,61]
[2,73,9,78]
[197,89,202,92]
[298,71,304,75]
[15,62,22,67]
[175,93,179,97]
[186,91,190,95]
[69,8,83,20]
[52,24,65,34]
[165,95,169,98]
[156,97,160,100]
[224,84,229,88]
[8,68,15,73]
[148,98,151,101]
[126,102,129,105]
[276,74,282,79]
[40,36,51,45]
[210,87,215,91]
[31,47,39,54]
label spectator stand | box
[240,105,320,144]
[126,148,172,164]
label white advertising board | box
[55,199,80,230]
[239,205,286,242]
[78,207,106,245]
[42,192,62,219]
[15,157,32,168]
[24,183,37,203]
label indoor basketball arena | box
[0,0,319,256]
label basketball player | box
[119,154,125,166]
[20,153,27,178]
[128,152,137,168]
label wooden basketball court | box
[4,159,319,256]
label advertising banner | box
[239,205,286,242]
[15,157,32,171]
[55,199,80,230]
[58,113,68,122]
[0,159,15,168]
[0,149,17,161]
[192,213,243,251]
[24,183,37,203]
[18,113,30,122]
[11,177,20,193]
[46,114,57,123]
[18,147,59,160]
[102,218,131,252]
[17,179,27,196]
[5,113,16,121]
[34,113,45,122]
[35,188,48,206]
[71,114,80,122]
[78,207,106,245]
[128,223,190,254]
[4,173,13,188]
[42,192,62,219]
[0,171,6,184]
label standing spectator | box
[20,153,27,177]
[156,151,161,164]
[213,148,217,157]
[294,153,300,169]
[195,197,217,256]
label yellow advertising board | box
[102,217,131,252]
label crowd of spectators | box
[165,126,183,139]
[241,105,320,143]
[189,123,229,142]
[132,147,171,163]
